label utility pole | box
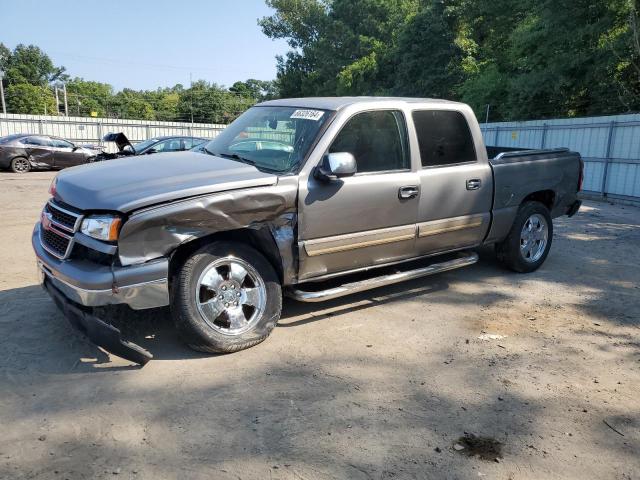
[54,85,60,115]
[63,83,69,116]
[484,104,491,125]
[190,72,194,126]
[0,70,6,114]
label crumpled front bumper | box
[33,222,169,310]
[33,222,169,364]
[43,278,153,364]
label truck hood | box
[53,151,278,212]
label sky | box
[1,0,289,91]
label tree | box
[112,89,155,120]
[65,78,113,117]
[230,79,280,100]
[393,1,464,98]
[261,0,640,120]
[260,0,419,97]
[3,44,67,86]
[5,83,56,114]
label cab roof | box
[257,96,465,111]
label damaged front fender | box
[117,178,299,284]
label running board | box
[286,251,479,303]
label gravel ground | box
[0,171,638,480]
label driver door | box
[297,110,419,281]
[51,138,84,168]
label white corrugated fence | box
[0,113,226,153]
[481,113,640,203]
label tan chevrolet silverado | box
[33,97,583,363]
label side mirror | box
[72,146,80,152]
[315,152,357,181]
[146,148,157,154]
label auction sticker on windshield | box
[290,109,325,121]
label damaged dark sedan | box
[0,134,103,173]
[96,132,207,160]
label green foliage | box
[261,0,640,120]
[3,44,67,86]
[5,83,56,115]
[229,79,279,100]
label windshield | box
[202,106,331,173]
[133,137,160,153]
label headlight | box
[80,215,122,241]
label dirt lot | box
[1,171,639,480]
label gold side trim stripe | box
[419,221,483,237]
[304,225,416,257]
[417,215,485,238]
[305,233,415,256]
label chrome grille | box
[45,201,82,233]
[41,227,72,258]
[40,201,83,259]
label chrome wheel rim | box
[520,213,548,263]
[195,256,267,336]
[13,158,29,172]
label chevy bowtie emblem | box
[41,211,53,230]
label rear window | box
[0,134,23,144]
[412,110,477,167]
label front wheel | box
[496,201,553,273]
[171,241,282,353]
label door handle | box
[466,179,481,190]
[399,185,419,199]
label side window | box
[153,139,182,152]
[329,110,409,173]
[51,138,73,148]
[22,136,52,147]
[412,110,477,167]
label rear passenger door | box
[412,109,493,255]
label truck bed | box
[482,145,583,244]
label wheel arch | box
[168,227,286,286]
[521,189,555,211]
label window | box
[22,136,53,147]
[329,110,408,173]
[51,138,74,148]
[152,138,183,152]
[184,138,205,149]
[412,110,476,167]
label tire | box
[170,241,282,353]
[86,156,96,163]
[10,157,30,173]
[496,201,553,273]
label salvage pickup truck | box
[33,97,583,364]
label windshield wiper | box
[209,151,256,166]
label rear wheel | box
[496,201,553,273]
[171,242,282,353]
[10,157,30,173]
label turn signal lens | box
[48,176,57,196]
